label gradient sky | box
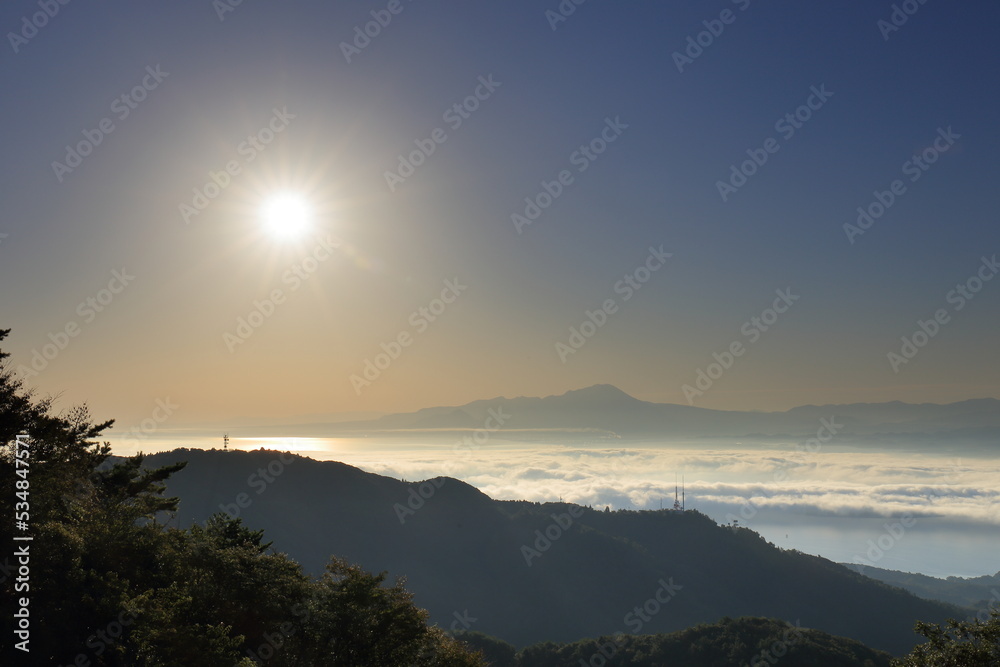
[2,0,999,428]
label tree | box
[454,631,517,667]
[294,557,483,666]
[1,327,485,666]
[893,612,1000,666]
[0,329,201,664]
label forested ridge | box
[2,327,998,666]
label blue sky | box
[1,0,998,425]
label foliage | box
[508,616,892,666]
[892,613,1000,666]
[0,328,483,666]
[455,630,518,666]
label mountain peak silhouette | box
[553,384,640,404]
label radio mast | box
[672,473,686,511]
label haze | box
[2,2,999,429]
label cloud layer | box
[258,437,1000,526]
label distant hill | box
[146,448,965,656]
[843,563,1000,612]
[460,616,894,666]
[262,384,1000,443]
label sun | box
[260,192,311,240]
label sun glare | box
[261,192,311,240]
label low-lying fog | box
[115,431,1000,579]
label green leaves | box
[893,613,1000,666]
[0,326,485,667]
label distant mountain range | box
[145,448,967,656]
[843,563,1000,613]
[253,384,1000,443]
